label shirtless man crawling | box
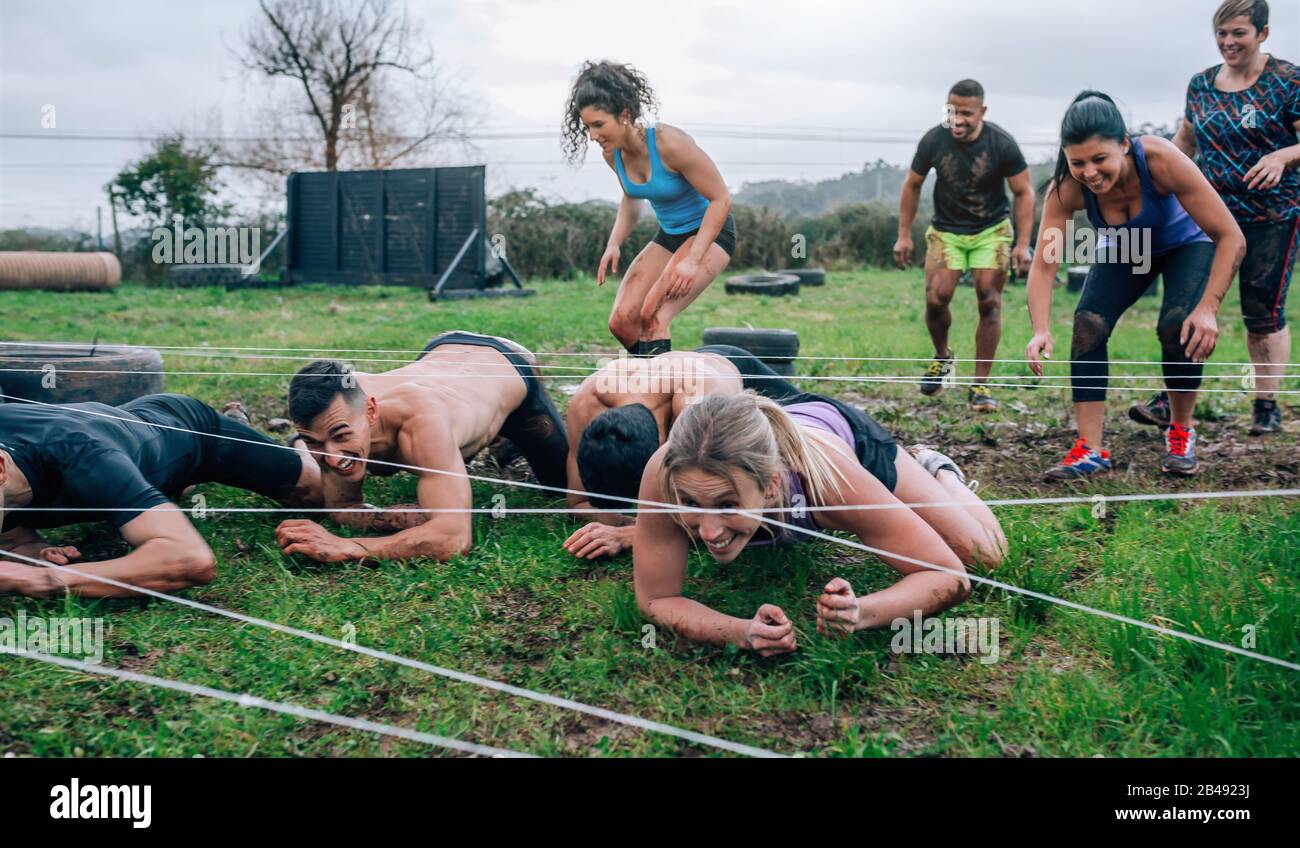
[275,331,569,564]
[562,344,803,559]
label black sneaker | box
[967,384,998,412]
[920,352,955,396]
[1128,391,1171,428]
[1250,399,1282,435]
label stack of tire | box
[702,327,800,378]
[724,267,825,296]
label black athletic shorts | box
[420,330,543,408]
[694,344,801,400]
[127,394,304,505]
[777,391,899,492]
[651,214,736,257]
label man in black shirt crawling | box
[0,393,321,598]
[895,79,1037,412]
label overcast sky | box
[1,0,1297,231]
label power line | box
[0,161,914,169]
[0,129,1063,147]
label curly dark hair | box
[562,60,659,164]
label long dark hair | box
[1052,90,1129,198]
[562,60,659,164]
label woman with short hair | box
[1131,0,1300,435]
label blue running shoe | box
[1043,438,1112,481]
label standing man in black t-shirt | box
[0,394,321,598]
[894,79,1036,411]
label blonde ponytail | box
[751,395,848,506]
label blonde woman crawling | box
[633,392,1007,656]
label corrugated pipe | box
[0,251,122,291]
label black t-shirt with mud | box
[910,122,1028,235]
[0,394,300,532]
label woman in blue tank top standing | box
[563,61,736,357]
[1025,91,1245,481]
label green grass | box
[0,268,1296,757]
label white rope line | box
[0,545,782,758]
[3,393,1296,675]
[4,391,1298,521]
[0,341,1290,378]
[7,488,1300,516]
[1,369,1294,393]
[7,650,533,758]
[1,365,1294,383]
[728,509,1300,673]
[3,339,1295,369]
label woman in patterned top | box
[1133,0,1300,435]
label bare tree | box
[229,0,476,174]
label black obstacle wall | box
[285,166,486,289]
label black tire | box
[724,273,800,297]
[701,327,800,361]
[166,266,245,288]
[767,360,795,377]
[0,343,165,406]
[1067,266,1090,293]
[784,267,825,287]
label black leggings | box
[1239,218,1299,335]
[1071,241,1214,403]
[124,394,303,500]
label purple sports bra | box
[745,402,853,548]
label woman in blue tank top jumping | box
[563,61,736,357]
[1025,91,1245,481]
[632,392,1007,657]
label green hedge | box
[488,188,937,279]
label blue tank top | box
[1082,135,1211,257]
[614,125,710,234]
[745,403,854,549]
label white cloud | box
[2,0,1296,227]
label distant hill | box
[733,159,929,217]
[734,157,1056,217]
[0,227,96,252]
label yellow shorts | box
[925,219,1013,273]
